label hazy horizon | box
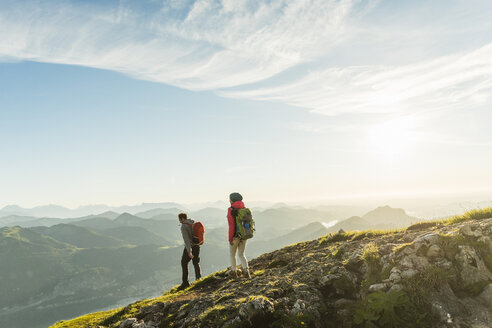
[2,189,491,221]
[2,188,492,209]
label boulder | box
[290,299,306,315]
[388,284,404,293]
[388,268,402,283]
[239,296,274,322]
[479,284,492,308]
[368,283,388,292]
[120,318,137,328]
[426,244,443,258]
[459,224,482,238]
[455,246,492,285]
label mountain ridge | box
[50,208,492,328]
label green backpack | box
[234,208,255,240]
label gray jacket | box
[181,218,195,253]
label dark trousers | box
[181,245,201,284]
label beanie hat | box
[229,192,243,202]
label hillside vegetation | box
[51,207,492,328]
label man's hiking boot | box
[177,282,190,291]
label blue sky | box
[1,0,492,207]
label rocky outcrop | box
[52,215,492,328]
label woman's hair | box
[178,213,188,220]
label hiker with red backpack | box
[177,212,203,290]
[228,192,255,279]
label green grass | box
[199,304,229,326]
[406,221,439,231]
[188,268,227,290]
[360,243,383,287]
[355,267,448,328]
[354,290,424,328]
[319,229,399,246]
[332,247,345,259]
[393,243,412,255]
[51,307,125,328]
[407,207,492,230]
[446,207,492,224]
[50,287,188,328]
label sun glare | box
[367,118,416,161]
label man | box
[177,212,201,290]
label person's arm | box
[181,224,192,254]
[227,207,235,244]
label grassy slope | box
[50,207,492,328]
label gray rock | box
[388,284,404,293]
[414,233,441,245]
[120,318,137,328]
[479,284,492,308]
[477,236,492,253]
[459,224,482,237]
[400,256,414,269]
[239,296,274,321]
[455,246,492,285]
[175,303,190,321]
[368,283,388,292]
[401,269,418,279]
[333,298,355,309]
[251,296,274,313]
[239,302,253,319]
[412,255,430,270]
[132,322,147,328]
[401,254,429,270]
[431,302,453,325]
[426,244,442,258]
[320,273,338,286]
[290,299,306,315]
[388,268,402,283]
[434,258,453,270]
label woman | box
[227,192,251,278]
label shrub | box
[361,243,382,284]
[354,290,423,328]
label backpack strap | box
[231,207,241,238]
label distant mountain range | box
[0,203,187,218]
[1,200,360,219]
[0,204,421,328]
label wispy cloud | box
[1,0,492,119]
[222,43,492,115]
[0,0,357,89]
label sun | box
[367,117,416,161]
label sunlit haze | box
[1,0,492,208]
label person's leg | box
[181,248,191,285]
[192,245,201,280]
[229,238,239,271]
[237,239,251,278]
[237,239,248,269]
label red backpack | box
[186,221,205,245]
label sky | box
[1,0,492,208]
